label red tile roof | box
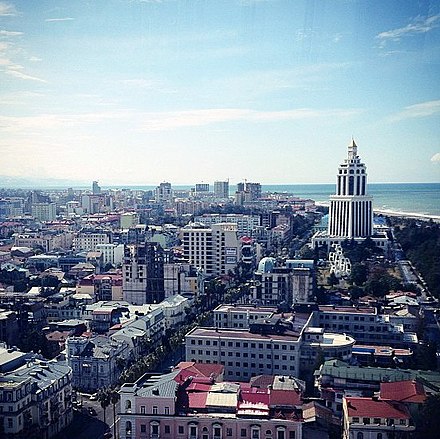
[345,397,410,419]
[270,389,302,407]
[188,392,208,409]
[380,380,426,404]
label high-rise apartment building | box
[180,223,241,276]
[123,242,164,304]
[195,183,210,193]
[31,202,57,221]
[214,180,229,198]
[92,180,101,194]
[155,182,173,203]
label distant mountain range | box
[0,175,89,189]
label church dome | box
[257,257,276,274]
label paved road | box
[55,396,119,439]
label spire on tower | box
[348,137,358,159]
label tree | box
[98,388,111,426]
[110,388,120,439]
[327,272,339,287]
[349,263,368,286]
[415,394,440,439]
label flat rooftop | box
[187,313,311,342]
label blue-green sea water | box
[261,183,440,217]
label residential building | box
[123,243,164,305]
[73,229,112,252]
[96,243,125,267]
[315,359,440,414]
[0,309,19,346]
[180,222,241,277]
[213,180,229,198]
[120,212,139,229]
[76,273,123,301]
[155,182,172,203]
[31,202,57,222]
[0,197,25,219]
[118,368,303,439]
[0,349,73,439]
[314,306,418,347]
[193,213,262,237]
[253,258,314,306]
[195,183,210,193]
[342,396,415,439]
[163,262,202,298]
[66,335,128,391]
[185,313,354,381]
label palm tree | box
[110,388,120,439]
[98,388,111,426]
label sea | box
[260,183,440,218]
[118,182,440,218]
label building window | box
[165,425,171,434]
[276,428,286,439]
[152,406,158,414]
[165,406,170,415]
[126,421,132,434]
[178,426,184,434]
[356,434,363,439]
[289,432,295,439]
[241,428,247,437]
[140,405,146,414]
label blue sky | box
[0,0,439,186]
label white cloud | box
[376,14,440,47]
[0,30,23,37]
[0,2,16,16]
[0,41,47,83]
[0,107,361,134]
[389,100,440,122]
[431,153,440,164]
[45,17,74,22]
[5,69,47,83]
[29,56,42,62]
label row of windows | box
[190,350,295,361]
[129,421,295,439]
[189,339,295,350]
[320,315,374,322]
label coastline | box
[315,202,440,223]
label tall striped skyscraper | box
[327,139,373,239]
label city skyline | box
[0,0,439,185]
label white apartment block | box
[193,213,262,237]
[73,231,111,252]
[180,222,241,276]
[31,202,57,221]
[96,243,124,266]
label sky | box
[0,0,439,186]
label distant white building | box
[96,243,124,267]
[31,202,57,221]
